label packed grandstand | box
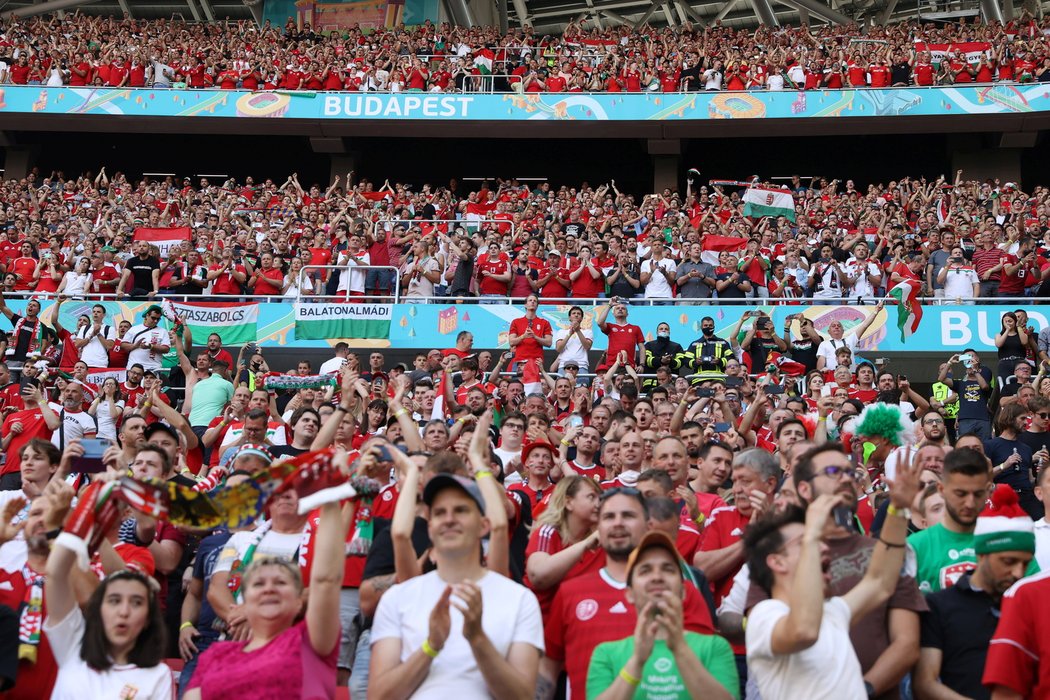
[1,6,1050,700]
[3,13,1050,90]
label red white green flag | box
[888,280,923,341]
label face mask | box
[702,328,714,335]
[658,332,669,340]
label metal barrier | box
[295,264,402,303]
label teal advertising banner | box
[3,299,1041,355]
[5,84,1047,122]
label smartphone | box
[245,342,258,355]
[725,376,743,388]
[18,376,35,392]
[832,505,854,530]
[75,437,111,474]
[568,414,584,428]
[764,384,785,395]
[696,388,716,398]
[375,445,393,463]
[713,422,731,433]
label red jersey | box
[508,482,553,519]
[252,267,284,296]
[509,315,553,362]
[476,254,510,296]
[523,524,605,617]
[1,408,53,476]
[0,564,59,699]
[299,505,366,588]
[914,63,934,86]
[371,482,400,523]
[698,505,750,604]
[208,263,246,295]
[602,322,644,365]
[675,523,703,564]
[564,459,603,481]
[983,572,1050,697]
[545,568,715,699]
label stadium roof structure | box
[0,0,1030,37]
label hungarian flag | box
[888,280,923,341]
[474,47,494,75]
[522,358,543,396]
[133,226,191,257]
[914,41,991,67]
[700,234,749,266]
[743,188,795,222]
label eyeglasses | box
[923,417,945,425]
[1037,413,1050,419]
[811,465,862,481]
[503,423,524,431]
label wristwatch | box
[864,681,876,698]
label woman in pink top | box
[184,452,359,700]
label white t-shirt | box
[121,323,168,372]
[319,356,347,374]
[843,259,880,299]
[942,266,979,301]
[93,398,125,441]
[553,327,592,372]
[641,257,676,299]
[816,335,858,369]
[371,569,544,699]
[49,403,97,449]
[76,324,117,368]
[44,607,174,700]
[746,596,866,700]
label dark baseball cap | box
[422,474,485,513]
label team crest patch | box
[382,490,393,501]
[575,599,598,621]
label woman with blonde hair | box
[523,474,602,617]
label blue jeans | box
[349,629,371,698]
[178,635,216,699]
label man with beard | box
[47,381,96,451]
[907,448,998,594]
[682,316,734,376]
[917,484,1034,700]
[749,443,926,700]
[919,411,950,448]
[540,489,715,700]
[0,294,51,366]
[743,444,921,700]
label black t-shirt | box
[951,373,993,421]
[607,264,640,299]
[1019,430,1050,459]
[789,338,818,373]
[715,270,747,298]
[127,255,160,291]
[890,62,911,84]
[919,572,999,699]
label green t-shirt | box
[907,523,1040,594]
[187,374,234,427]
[586,633,739,700]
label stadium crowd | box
[0,287,1049,699]
[0,168,1042,305]
[0,165,1046,699]
[4,11,1050,91]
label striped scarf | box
[18,565,45,663]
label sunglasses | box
[1037,412,1050,419]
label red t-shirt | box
[0,564,59,699]
[508,482,553,519]
[299,506,366,588]
[523,524,605,617]
[1,408,53,476]
[509,315,553,362]
[698,505,750,604]
[545,569,715,699]
[982,573,1050,696]
[252,268,284,296]
[208,263,246,295]
[476,254,510,296]
[569,260,604,298]
[602,322,644,365]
